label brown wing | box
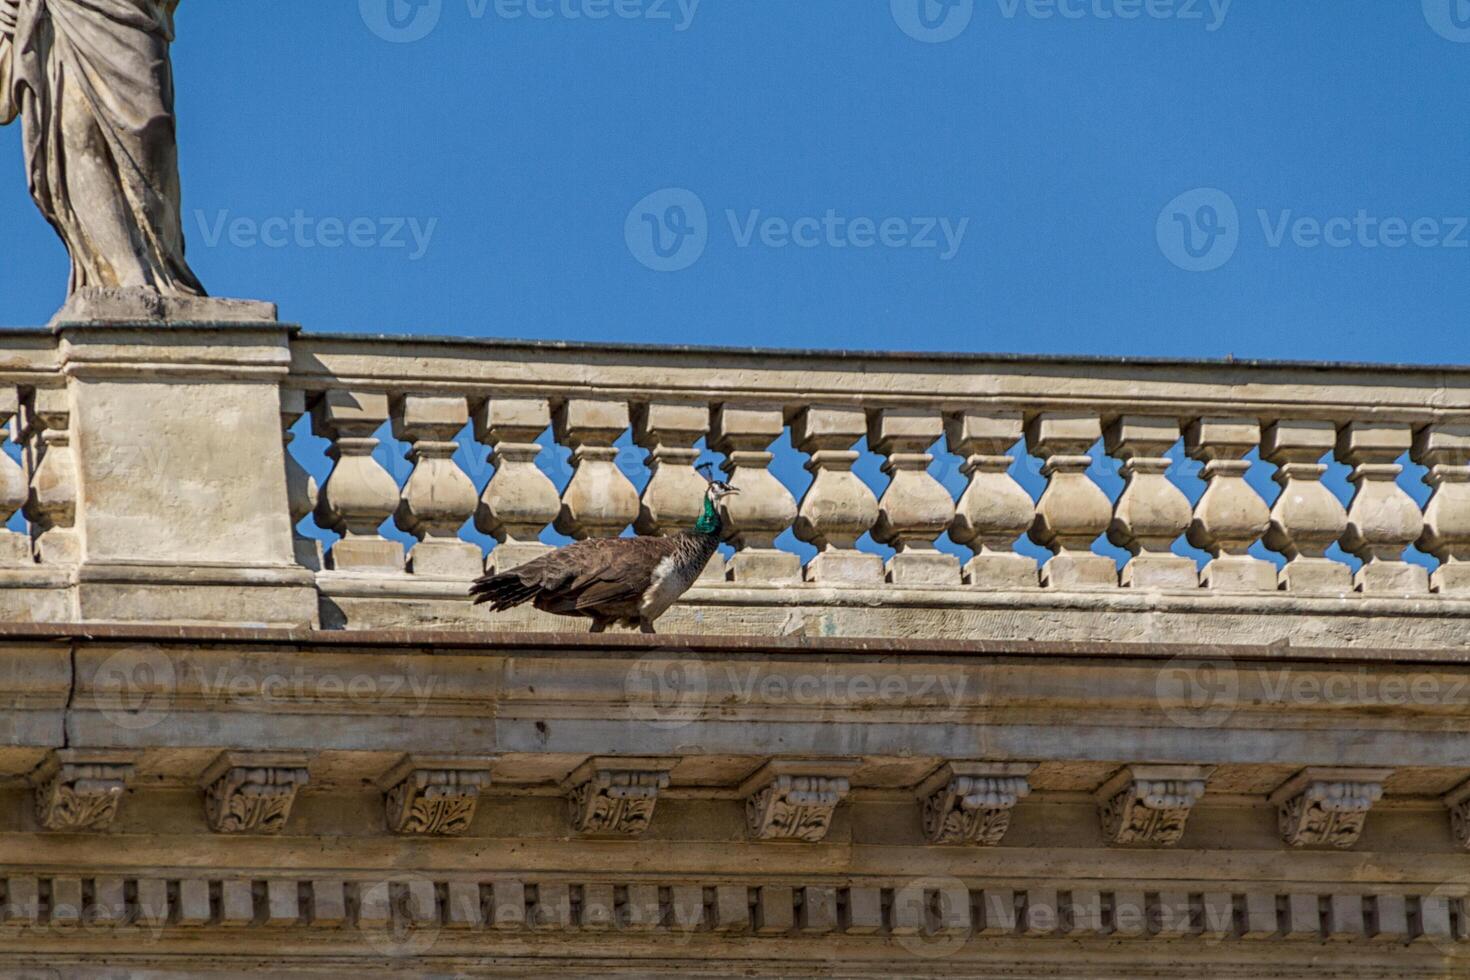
[472,535,677,616]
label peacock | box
[469,465,740,634]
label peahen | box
[469,466,739,634]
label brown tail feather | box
[469,572,542,611]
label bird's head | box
[705,479,740,501]
[696,462,740,501]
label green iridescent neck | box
[693,496,721,535]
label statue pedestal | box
[53,289,318,627]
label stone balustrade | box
[1,319,1469,643]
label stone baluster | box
[945,411,1036,589]
[1336,422,1428,594]
[0,390,32,564]
[312,390,403,572]
[1025,413,1113,588]
[790,406,881,584]
[1413,423,1470,596]
[709,404,799,583]
[553,399,639,540]
[1184,418,1274,591]
[474,397,560,573]
[869,409,959,585]
[633,401,724,581]
[1261,420,1349,592]
[280,389,321,571]
[1104,416,1194,589]
[20,388,77,565]
[392,395,481,578]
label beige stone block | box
[490,879,525,930]
[476,397,551,434]
[1240,893,1275,940]
[408,539,483,579]
[329,537,404,572]
[1200,892,1235,939]
[754,885,793,934]
[1284,893,1319,938]
[625,884,662,931]
[1120,554,1197,589]
[1371,894,1409,941]
[1200,555,1277,591]
[1041,553,1116,589]
[406,879,437,927]
[963,552,1037,589]
[890,885,923,935]
[1279,557,1351,593]
[310,880,347,928]
[355,882,390,930]
[713,886,750,932]
[92,878,126,927]
[49,876,82,927]
[1355,561,1430,595]
[220,880,255,927]
[978,889,1016,936]
[1155,891,1190,936]
[1432,562,1470,595]
[2,876,38,925]
[1028,413,1102,450]
[868,408,943,447]
[136,878,170,930]
[803,550,883,585]
[1417,895,1452,943]
[178,879,212,926]
[886,551,960,586]
[1326,894,1363,940]
[396,394,469,431]
[266,879,300,926]
[532,883,570,929]
[727,550,801,584]
[445,881,480,929]
[1070,889,1104,934]
[798,887,836,934]
[1024,888,1058,936]
[485,540,550,574]
[671,885,704,932]
[845,888,882,934]
[581,883,615,931]
[1112,890,1146,937]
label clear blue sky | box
[3,0,1469,363]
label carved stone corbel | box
[562,757,677,837]
[1096,765,1213,846]
[740,760,860,842]
[379,755,496,836]
[200,752,310,835]
[32,750,137,832]
[1271,767,1393,849]
[916,762,1035,846]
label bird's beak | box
[724,487,741,496]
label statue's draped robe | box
[0,0,204,295]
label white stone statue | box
[0,0,206,298]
